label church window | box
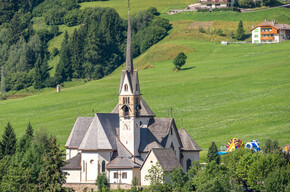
[150,160,153,163]
[123,97,125,104]
[124,106,129,116]
[186,159,192,171]
[170,143,175,151]
[114,172,118,179]
[122,172,127,179]
[90,159,94,164]
[128,97,130,104]
[124,84,128,92]
[102,160,106,172]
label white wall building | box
[61,6,202,188]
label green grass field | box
[1,4,290,161]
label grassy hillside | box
[1,6,290,161]
[79,0,195,18]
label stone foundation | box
[63,183,97,192]
[63,183,131,192]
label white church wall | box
[98,151,113,173]
[181,151,200,171]
[81,152,99,183]
[108,169,133,184]
[165,125,181,161]
[140,151,159,186]
[64,170,81,183]
[66,148,79,160]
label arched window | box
[123,97,125,104]
[128,97,130,104]
[186,159,192,171]
[102,160,106,172]
[124,84,128,92]
[124,106,129,116]
[170,143,175,151]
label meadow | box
[1,3,290,161]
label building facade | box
[251,21,290,43]
[61,6,201,187]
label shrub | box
[198,26,206,33]
[197,9,210,12]
[173,52,187,70]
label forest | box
[0,0,170,93]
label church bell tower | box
[119,3,141,156]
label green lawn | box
[1,6,290,162]
[79,0,195,18]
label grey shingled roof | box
[61,153,81,170]
[65,117,94,148]
[111,96,155,117]
[178,128,202,151]
[78,113,119,150]
[107,139,142,169]
[152,148,181,172]
[139,118,172,152]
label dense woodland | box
[0,0,170,92]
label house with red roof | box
[251,20,290,43]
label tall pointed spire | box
[125,0,133,73]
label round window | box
[90,159,94,164]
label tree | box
[0,122,17,159]
[169,167,188,191]
[173,52,187,70]
[207,142,220,164]
[26,121,33,137]
[264,138,272,153]
[236,20,245,41]
[33,54,44,89]
[130,176,139,192]
[193,162,230,192]
[145,161,165,186]
[37,137,67,192]
[55,31,72,82]
[1,66,6,95]
[96,173,109,192]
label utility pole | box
[1,66,6,95]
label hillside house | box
[61,6,201,188]
[187,0,234,11]
[251,20,290,43]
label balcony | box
[261,36,274,40]
[199,0,228,3]
[261,31,276,35]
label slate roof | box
[178,128,202,151]
[139,118,174,152]
[65,117,94,148]
[111,96,155,117]
[251,21,290,30]
[106,139,143,169]
[61,153,81,170]
[78,113,119,150]
[152,148,181,172]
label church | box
[61,5,201,186]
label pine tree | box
[0,122,17,158]
[55,31,72,82]
[236,20,245,41]
[34,54,43,89]
[207,141,220,164]
[1,65,6,95]
[26,121,33,137]
[70,29,84,78]
[37,137,67,192]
